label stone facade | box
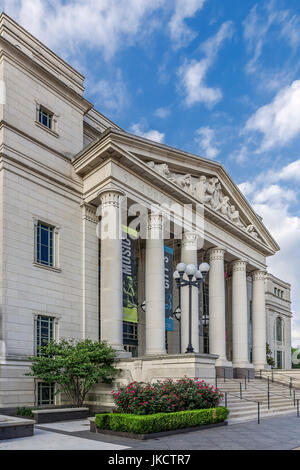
[0,14,293,410]
[265,274,292,370]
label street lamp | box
[173,261,210,353]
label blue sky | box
[2,0,300,345]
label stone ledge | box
[0,415,35,440]
[89,417,228,440]
[32,407,89,424]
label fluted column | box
[181,232,199,353]
[232,260,252,376]
[145,213,166,355]
[99,188,127,355]
[209,248,231,370]
[252,270,267,370]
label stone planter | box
[32,407,89,424]
[0,415,35,440]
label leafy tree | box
[266,343,275,368]
[26,338,117,407]
[292,347,300,369]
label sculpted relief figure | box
[147,161,170,178]
[146,161,260,240]
[228,205,244,228]
[245,224,259,239]
[169,173,194,195]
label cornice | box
[0,151,82,200]
[0,120,72,162]
[0,37,93,114]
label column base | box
[253,363,267,372]
[215,366,233,379]
[233,366,255,379]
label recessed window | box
[37,382,55,406]
[36,221,54,267]
[38,106,53,130]
[36,315,54,355]
[276,317,283,342]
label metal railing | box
[216,374,300,422]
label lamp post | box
[173,262,210,353]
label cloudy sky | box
[2,0,300,345]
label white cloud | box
[195,126,219,159]
[246,80,300,152]
[1,0,165,60]
[239,166,300,346]
[178,21,234,107]
[253,184,296,204]
[168,0,206,49]
[243,1,300,74]
[154,107,171,119]
[90,69,128,112]
[130,123,165,143]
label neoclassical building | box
[0,14,292,410]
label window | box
[276,317,283,343]
[35,221,54,267]
[37,382,55,406]
[38,106,53,130]
[36,315,54,355]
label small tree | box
[292,347,300,369]
[266,343,275,368]
[27,338,117,407]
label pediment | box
[72,127,279,255]
[145,161,269,246]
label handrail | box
[256,369,300,386]
[220,389,261,424]
[217,375,299,405]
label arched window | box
[276,317,283,342]
[274,287,277,296]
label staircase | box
[218,377,300,423]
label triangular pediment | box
[72,127,279,255]
[146,160,263,242]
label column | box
[209,248,231,374]
[181,232,199,353]
[99,188,128,356]
[252,270,267,370]
[232,260,252,377]
[145,213,166,355]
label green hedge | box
[95,406,228,434]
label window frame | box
[33,219,60,271]
[38,106,53,130]
[35,103,58,136]
[37,381,55,406]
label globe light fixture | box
[185,264,197,277]
[199,262,210,277]
[173,260,210,354]
[176,262,186,274]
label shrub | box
[112,377,223,415]
[16,407,34,418]
[26,338,117,407]
[95,407,229,434]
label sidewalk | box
[0,414,299,450]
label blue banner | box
[164,246,174,331]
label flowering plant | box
[111,377,223,415]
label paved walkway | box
[0,414,299,450]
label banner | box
[122,226,138,323]
[164,246,174,332]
